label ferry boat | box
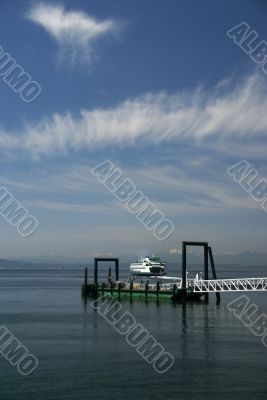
[130,255,166,276]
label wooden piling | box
[156,281,160,302]
[115,259,119,281]
[118,282,121,301]
[81,266,89,297]
[108,267,112,292]
[173,283,177,299]
[181,242,187,302]
[94,259,98,287]
[84,266,88,286]
[130,280,133,301]
[204,244,209,303]
[110,269,113,296]
[208,246,220,304]
[145,281,149,301]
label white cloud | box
[1,73,267,157]
[1,161,260,216]
[26,3,119,66]
[168,248,182,254]
[29,200,124,214]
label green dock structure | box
[81,241,221,303]
[99,281,202,302]
[82,271,203,302]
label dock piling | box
[145,281,149,302]
[204,244,209,303]
[108,267,112,282]
[115,259,119,281]
[130,280,133,301]
[208,246,220,304]
[173,284,177,299]
[156,281,160,302]
[81,266,90,297]
[118,282,121,301]
[182,242,187,302]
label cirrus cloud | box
[26,2,120,66]
[1,73,267,158]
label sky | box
[0,0,267,262]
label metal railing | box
[192,277,267,292]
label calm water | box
[0,263,267,399]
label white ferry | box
[130,255,166,276]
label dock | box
[82,241,267,304]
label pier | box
[82,241,267,303]
[192,277,267,292]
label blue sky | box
[0,0,267,262]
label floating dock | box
[82,241,217,303]
[83,281,203,302]
[82,241,267,304]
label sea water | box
[0,263,266,400]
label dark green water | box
[0,265,267,399]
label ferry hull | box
[130,270,165,276]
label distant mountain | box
[165,252,267,266]
[0,258,82,269]
[0,259,27,268]
[0,251,266,267]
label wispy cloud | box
[29,200,124,214]
[26,2,119,66]
[1,161,260,216]
[1,73,267,157]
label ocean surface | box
[0,263,267,400]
